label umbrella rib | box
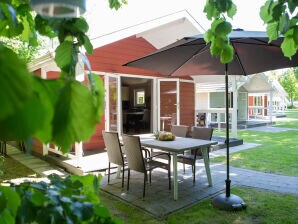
[168,43,210,75]
[123,38,206,67]
[232,42,247,75]
[232,38,280,47]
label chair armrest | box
[145,152,170,161]
[141,146,151,158]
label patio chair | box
[122,134,171,198]
[102,131,127,188]
[177,127,213,183]
[171,125,189,137]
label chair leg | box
[127,168,130,191]
[121,165,125,189]
[108,162,111,185]
[143,173,147,198]
[183,160,185,174]
[149,171,152,185]
[168,155,171,190]
[193,164,196,184]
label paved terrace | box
[100,139,298,218]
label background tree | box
[294,67,298,80]
[279,69,297,106]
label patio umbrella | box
[123,30,298,210]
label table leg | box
[173,152,178,200]
[202,147,212,187]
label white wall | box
[195,92,209,110]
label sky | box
[85,0,267,38]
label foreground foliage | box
[0,174,119,224]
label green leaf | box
[227,2,237,18]
[0,186,21,216]
[204,29,213,43]
[55,41,74,69]
[215,21,232,37]
[210,41,221,55]
[203,1,220,20]
[293,27,298,45]
[271,2,285,21]
[279,13,290,34]
[34,15,56,38]
[92,74,105,121]
[31,190,47,207]
[0,3,23,37]
[32,77,64,142]
[0,210,15,224]
[288,0,297,13]
[0,44,33,121]
[281,36,297,58]
[220,44,234,64]
[260,0,274,23]
[83,35,93,55]
[55,41,78,75]
[52,80,98,152]
[0,89,48,141]
[81,202,94,220]
[266,21,279,42]
[109,0,125,10]
[74,18,89,33]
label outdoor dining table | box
[140,135,217,200]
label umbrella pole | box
[212,63,247,211]
[224,64,231,197]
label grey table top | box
[140,137,217,153]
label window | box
[209,92,233,108]
[134,89,145,106]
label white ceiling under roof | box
[137,16,202,49]
[91,10,204,50]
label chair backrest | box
[122,135,145,173]
[102,131,124,166]
[192,127,213,140]
[171,125,189,137]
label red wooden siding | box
[264,95,268,116]
[83,114,106,150]
[248,96,253,116]
[160,82,177,131]
[47,71,60,79]
[180,82,195,127]
[88,36,160,77]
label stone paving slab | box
[6,145,67,177]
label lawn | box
[100,186,298,224]
[211,109,298,176]
[0,155,40,180]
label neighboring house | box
[28,10,205,158]
[194,73,289,137]
[245,75,288,119]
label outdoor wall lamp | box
[30,0,86,18]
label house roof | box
[27,52,59,72]
[90,10,205,50]
[194,73,288,98]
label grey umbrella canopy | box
[124,30,298,210]
[124,31,298,76]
